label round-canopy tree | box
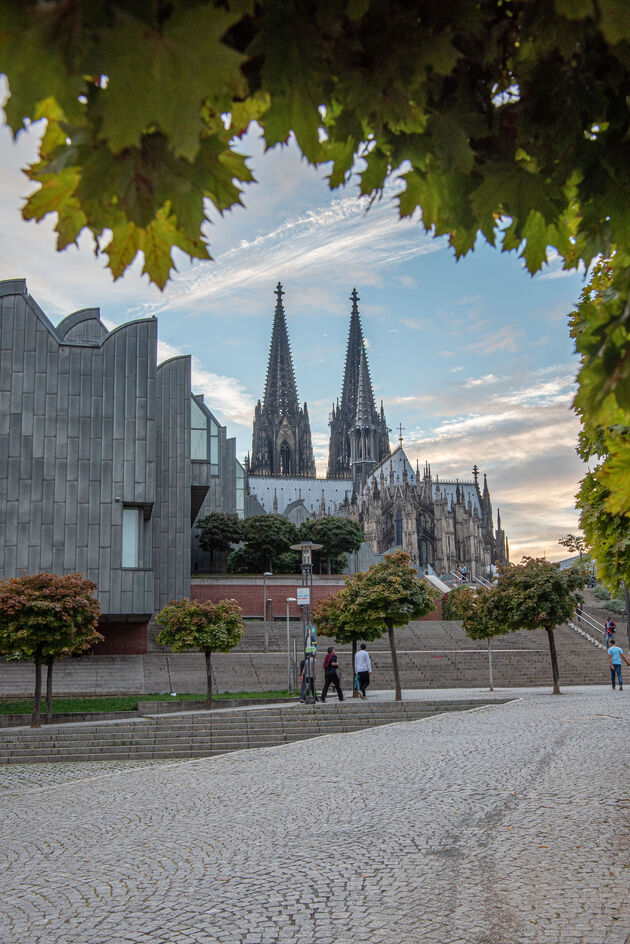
[197,511,245,570]
[156,597,244,707]
[300,517,364,573]
[0,572,102,727]
[316,550,438,701]
[484,557,587,695]
[228,514,298,573]
[314,581,384,697]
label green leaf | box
[97,7,248,160]
[431,114,474,174]
[598,0,630,45]
[359,149,389,195]
[104,221,142,281]
[520,210,550,273]
[22,169,81,222]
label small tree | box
[316,551,437,701]
[443,585,510,692]
[300,518,364,574]
[197,512,245,570]
[314,587,384,698]
[558,533,586,563]
[486,558,587,695]
[0,572,102,727]
[156,598,244,707]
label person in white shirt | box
[354,643,372,699]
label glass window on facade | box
[235,462,245,519]
[122,507,141,568]
[210,416,219,474]
[395,507,403,547]
[191,397,208,460]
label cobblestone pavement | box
[1,687,629,944]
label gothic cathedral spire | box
[249,283,316,476]
[327,288,390,477]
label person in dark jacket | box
[320,646,344,702]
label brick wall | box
[93,620,148,655]
[191,577,442,621]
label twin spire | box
[250,284,391,480]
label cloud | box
[157,339,255,429]
[400,317,424,331]
[463,373,499,388]
[467,325,526,354]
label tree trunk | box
[546,627,561,695]
[487,637,494,692]
[327,554,332,575]
[625,584,630,653]
[205,650,213,708]
[387,621,402,702]
[31,646,43,728]
[352,639,358,698]
[45,657,54,724]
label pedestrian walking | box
[608,641,630,691]
[354,642,372,700]
[320,646,344,702]
[604,619,616,648]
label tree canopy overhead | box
[2,0,630,289]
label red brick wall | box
[191,581,442,621]
[93,620,148,654]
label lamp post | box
[262,571,272,653]
[290,541,323,704]
[286,597,297,692]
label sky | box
[0,79,588,562]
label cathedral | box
[245,285,508,578]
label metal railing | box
[568,609,607,650]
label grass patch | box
[0,690,296,715]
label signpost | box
[290,541,323,705]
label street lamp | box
[286,597,297,692]
[290,541,323,704]
[262,571,272,653]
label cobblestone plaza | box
[2,688,629,944]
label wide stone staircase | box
[0,699,504,765]
[0,619,611,698]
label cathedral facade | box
[245,286,508,578]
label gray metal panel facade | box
[0,279,191,619]
[153,357,191,608]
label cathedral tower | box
[249,284,315,476]
[327,288,390,477]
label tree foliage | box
[571,259,630,594]
[0,572,102,727]
[315,550,438,701]
[227,513,298,573]
[156,597,244,706]
[3,2,630,498]
[483,557,587,694]
[197,511,245,557]
[299,516,364,573]
[2,1,630,290]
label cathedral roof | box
[248,474,353,517]
[367,446,417,486]
[262,282,300,416]
[433,480,482,515]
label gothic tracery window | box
[280,440,291,474]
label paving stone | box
[0,688,628,943]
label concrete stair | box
[0,699,502,765]
[0,621,610,698]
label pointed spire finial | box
[397,422,405,447]
[472,464,479,486]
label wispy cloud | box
[463,373,499,388]
[468,325,526,354]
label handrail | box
[574,609,606,637]
[475,574,494,589]
[568,619,607,651]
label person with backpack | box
[605,619,616,648]
[320,646,344,702]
